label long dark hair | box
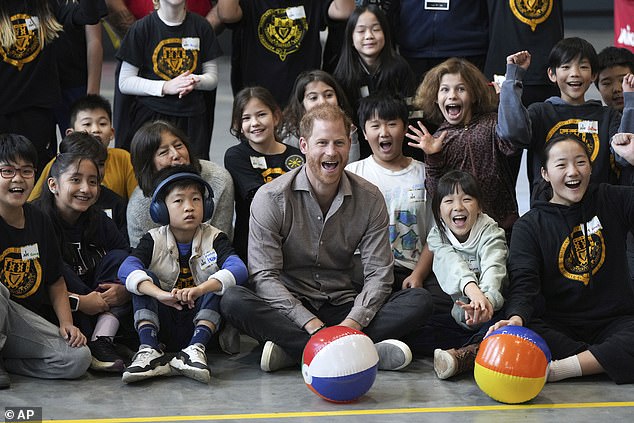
[130,120,202,196]
[333,5,414,113]
[282,70,353,138]
[33,153,103,264]
[536,134,593,203]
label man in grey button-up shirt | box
[221,104,433,372]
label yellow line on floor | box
[42,401,634,422]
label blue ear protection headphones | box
[149,172,214,225]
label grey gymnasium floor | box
[3,28,634,422]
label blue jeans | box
[132,273,221,352]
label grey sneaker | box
[0,358,10,389]
[122,346,171,384]
[375,339,412,371]
[260,341,296,372]
[170,344,211,384]
[433,343,479,380]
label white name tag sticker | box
[250,156,268,169]
[21,243,40,260]
[359,85,370,98]
[104,209,113,219]
[425,0,450,11]
[26,16,40,31]
[286,6,306,20]
[199,250,217,270]
[182,37,200,50]
[578,120,598,134]
[408,187,426,202]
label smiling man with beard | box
[221,104,432,373]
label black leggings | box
[527,315,634,384]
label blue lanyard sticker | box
[199,250,217,270]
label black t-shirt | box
[58,210,129,286]
[231,0,332,107]
[525,100,621,196]
[484,0,563,85]
[0,204,62,313]
[0,0,106,113]
[224,141,304,260]
[117,11,221,117]
[97,186,128,240]
[175,245,195,289]
[55,21,88,90]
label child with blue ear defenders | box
[117,165,247,384]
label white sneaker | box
[170,344,211,384]
[122,346,171,384]
[375,340,412,371]
[260,341,296,372]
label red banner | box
[615,0,634,52]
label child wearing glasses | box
[0,133,90,390]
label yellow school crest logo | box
[152,38,198,80]
[0,14,41,71]
[558,223,605,285]
[258,8,307,61]
[0,248,42,298]
[546,119,600,163]
[285,154,305,170]
[510,0,553,31]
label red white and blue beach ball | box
[302,326,379,403]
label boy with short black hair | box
[595,46,634,112]
[346,95,435,292]
[30,94,137,201]
[498,37,634,199]
[118,165,247,384]
[0,133,91,390]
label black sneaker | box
[88,337,125,373]
[0,357,10,389]
[170,344,211,383]
[122,346,171,384]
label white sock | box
[91,313,120,341]
[547,355,582,382]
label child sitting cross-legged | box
[118,165,247,384]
